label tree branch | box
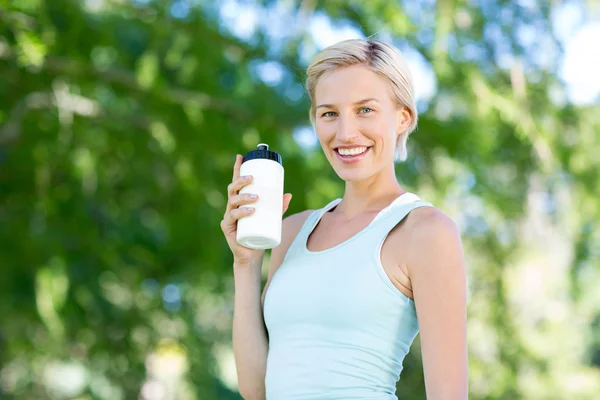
[0,47,249,119]
[0,91,100,145]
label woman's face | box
[314,65,411,182]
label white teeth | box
[337,146,367,156]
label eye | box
[359,107,374,114]
[321,111,337,118]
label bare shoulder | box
[388,206,463,272]
[278,210,314,248]
[405,206,461,243]
[261,209,313,306]
[401,206,465,276]
[284,209,314,231]
[271,209,314,262]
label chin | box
[332,167,373,182]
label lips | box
[333,146,372,164]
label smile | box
[334,146,371,164]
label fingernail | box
[247,207,255,211]
[243,175,252,180]
[249,194,257,199]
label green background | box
[1,0,599,399]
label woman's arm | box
[232,256,269,400]
[233,210,311,400]
[407,208,469,399]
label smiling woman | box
[310,62,414,180]
[307,40,418,163]
[222,39,468,400]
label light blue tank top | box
[263,193,434,400]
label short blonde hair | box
[305,39,418,162]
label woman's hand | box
[221,154,292,267]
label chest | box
[306,212,413,297]
[306,211,377,252]
[264,244,414,336]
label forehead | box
[315,64,391,104]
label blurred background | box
[1,0,599,399]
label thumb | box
[282,193,292,215]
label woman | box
[221,39,468,400]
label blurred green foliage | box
[0,0,599,399]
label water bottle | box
[236,143,284,249]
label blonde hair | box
[305,39,418,162]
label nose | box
[336,115,359,143]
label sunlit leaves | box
[136,51,159,89]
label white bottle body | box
[236,159,284,249]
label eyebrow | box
[316,98,379,110]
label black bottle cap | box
[242,143,282,165]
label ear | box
[397,106,412,136]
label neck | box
[335,166,406,218]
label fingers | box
[223,190,258,231]
[232,154,242,181]
[222,206,256,230]
[227,175,253,199]
[229,193,258,209]
[230,206,255,219]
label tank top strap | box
[363,198,435,247]
[280,198,342,263]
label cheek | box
[362,118,395,141]
[363,120,397,155]
[315,121,335,141]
